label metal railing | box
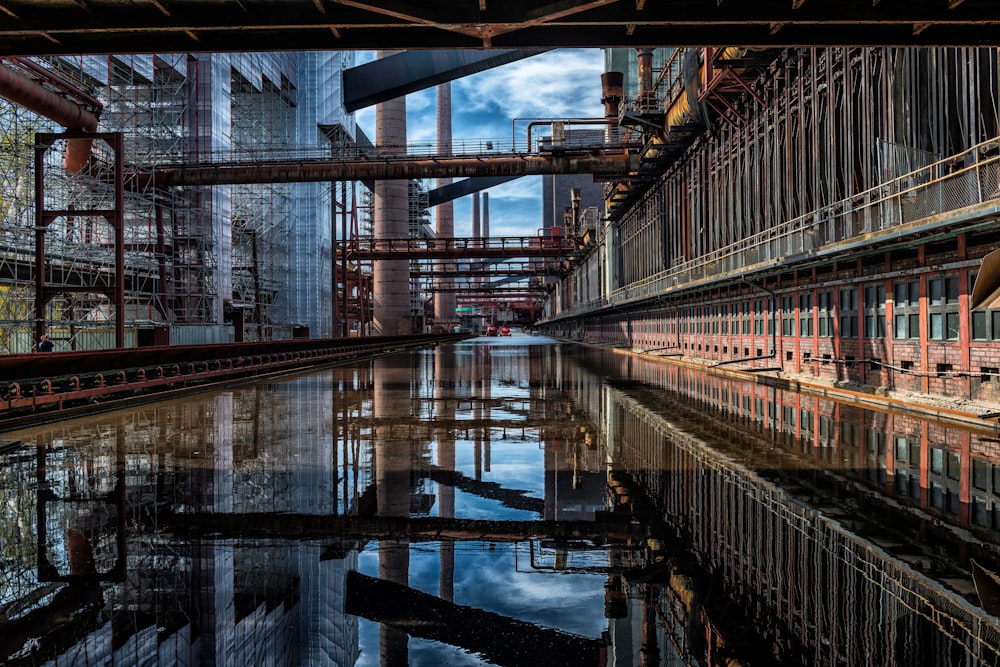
[553,137,1000,320]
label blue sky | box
[353,49,606,238]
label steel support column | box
[35,132,125,348]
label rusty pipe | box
[157,153,637,187]
[0,63,100,174]
[601,71,624,143]
[637,48,655,110]
[0,64,98,131]
[8,57,103,113]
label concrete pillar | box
[373,50,412,335]
[434,82,456,327]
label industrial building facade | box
[541,46,1000,405]
[0,52,358,353]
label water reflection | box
[2,337,1000,665]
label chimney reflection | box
[373,356,413,666]
[436,345,457,602]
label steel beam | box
[343,49,545,112]
[1,2,999,56]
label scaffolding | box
[0,52,358,350]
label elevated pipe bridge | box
[341,235,583,260]
[155,147,636,187]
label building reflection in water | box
[1,338,999,665]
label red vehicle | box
[486,326,499,336]
[500,327,511,336]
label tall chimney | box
[482,192,490,240]
[434,82,456,326]
[373,50,412,335]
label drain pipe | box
[0,62,100,173]
[713,277,778,367]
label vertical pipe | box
[601,71,624,143]
[637,48,655,110]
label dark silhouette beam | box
[345,571,605,667]
[343,49,545,112]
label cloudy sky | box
[353,49,606,238]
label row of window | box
[666,274,1000,341]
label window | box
[839,287,858,338]
[927,275,959,340]
[818,290,834,337]
[893,280,920,339]
[799,293,813,337]
[781,295,795,336]
[864,283,886,338]
[742,301,750,335]
[753,299,764,336]
[971,271,1000,341]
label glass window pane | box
[895,314,906,338]
[909,314,920,338]
[973,312,988,340]
[930,278,943,305]
[930,313,943,340]
[894,283,906,305]
[946,313,959,340]
[932,448,944,474]
[993,311,1000,340]
[947,277,959,303]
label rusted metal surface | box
[0,1,997,56]
[342,235,582,260]
[0,334,465,429]
[155,150,635,186]
[0,63,98,131]
[410,261,567,278]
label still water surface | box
[2,335,999,665]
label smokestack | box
[435,82,456,326]
[570,188,581,237]
[637,48,654,111]
[601,71,624,143]
[482,192,489,240]
[373,50,412,335]
[472,191,480,239]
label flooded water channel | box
[2,335,1000,666]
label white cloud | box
[351,48,607,236]
[454,49,605,121]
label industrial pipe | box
[0,63,100,173]
[601,71,624,143]
[637,48,655,110]
[157,152,637,187]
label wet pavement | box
[2,334,1000,665]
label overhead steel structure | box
[0,1,997,55]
